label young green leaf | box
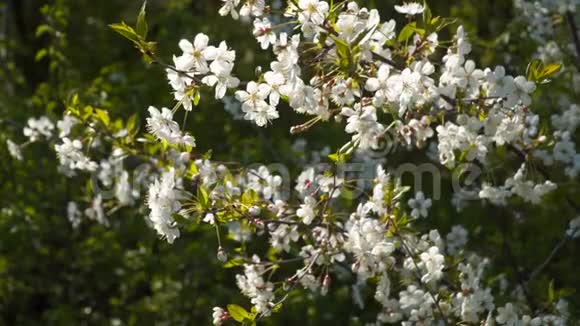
[136,1,148,39]
[193,89,201,106]
[526,59,561,83]
[398,23,424,43]
[422,0,432,26]
[227,304,252,322]
[95,109,111,127]
[197,186,210,208]
[110,22,143,46]
[224,258,245,268]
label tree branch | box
[528,234,571,283]
[566,11,580,62]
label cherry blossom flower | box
[408,191,432,219]
[253,18,276,50]
[219,0,240,19]
[394,2,424,16]
[178,33,217,73]
[297,195,317,225]
[147,168,182,243]
[419,246,444,283]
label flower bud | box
[321,274,331,296]
[249,206,261,216]
[217,246,227,263]
[538,135,547,143]
[217,164,228,174]
[253,218,265,229]
[179,152,190,162]
[322,274,331,289]
[203,212,215,224]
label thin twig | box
[502,236,537,311]
[371,52,400,69]
[256,252,321,321]
[566,11,580,63]
[253,255,311,266]
[391,224,448,323]
[528,234,571,282]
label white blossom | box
[253,18,276,49]
[408,191,432,219]
[419,246,444,283]
[297,195,317,225]
[146,106,195,147]
[23,116,54,142]
[219,0,240,19]
[147,168,182,243]
[6,140,22,161]
[56,115,77,138]
[178,33,217,74]
[394,2,424,16]
[235,81,279,126]
[54,138,98,171]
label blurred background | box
[0,0,577,324]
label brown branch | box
[566,11,580,63]
[502,236,537,310]
[371,52,400,69]
[528,233,571,283]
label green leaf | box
[430,16,440,26]
[241,189,258,206]
[526,59,541,81]
[136,1,148,39]
[330,34,351,68]
[186,162,199,179]
[548,279,556,302]
[227,304,251,322]
[224,258,244,268]
[541,63,562,76]
[526,59,561,83]
[197,186,209,208]
[95,109,110,126]
[328,153,340,163]
[328,152,347,163]
[202,149,213,160]
[432,17,457,32]
[558,287,576,298]
[271,303,283,313]
[398,23,423,43]
[35,49,48,62]
[35,24,52,37]
[126,114,139,137]
[422,0,432,25]
[193,89,201,106]
[110,22,143,46]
